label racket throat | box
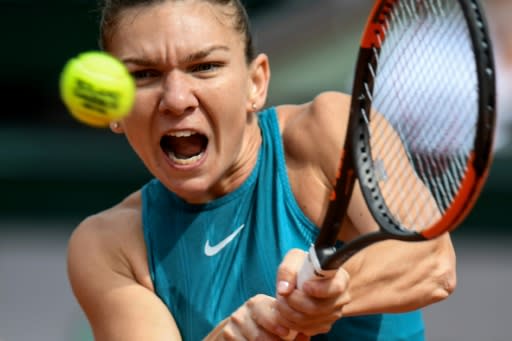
[314,245,340,271]
[318,232,405,270]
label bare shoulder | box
[67,190,151,290]
[278,91,350,164]
[67,191,180,340]
[278,91,350,127]
[309,91,351,120]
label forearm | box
[341,233,456,316]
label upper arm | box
[282,92,377,237]
[67,213,182,341]
[282,92,351,181]
[279,92,353,226]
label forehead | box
[108,1,242,57]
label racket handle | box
[282,245,337,340]
[297,245,337,288]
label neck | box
[210,113,262,198]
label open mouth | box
[160,130,208,165]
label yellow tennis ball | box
[59,51,135,128]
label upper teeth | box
[169,130,196,137]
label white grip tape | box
[297,245,335,288]
[282,245,337,340]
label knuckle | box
[335,274,349,292]
[306,325,333,336]
[253,332,273,341]
[277,263,295,278]
[338,279,349,293]
[304,282,322,297]
[333,307,344,320]
[320,324,333,334]
[221,327,238,341]
[278,249,306,274]
[246,295,258,308]
[345,292,352,302]
[230,310,244,326]
[247,294,267,310]
[336,293,351,309]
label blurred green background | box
[1,0,278,222]
[1,0,510,228]
[1,1,510,340]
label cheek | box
[220,78,252,133]
[121,89,158,132]
[120,93,157,159]
[132,89,158,117]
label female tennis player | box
[66,0,456,340]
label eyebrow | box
[184,45,230,63]
[121,45,230,66]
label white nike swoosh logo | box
[204,224,245,257]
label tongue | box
[170,135,205,159]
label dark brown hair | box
[98,0,255,63]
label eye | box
[131,69,161,81]
[190,62,222,74]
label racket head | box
[351,0,496,241]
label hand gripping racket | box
[285,0,496,338]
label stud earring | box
[111,121,120,130]
[252,103,257,111]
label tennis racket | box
[285,0,495,338]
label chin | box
[163,176,218,204]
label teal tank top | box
[142,107,425,340]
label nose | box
[158,71,198,115]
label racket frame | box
[286,1,496,339]
[314,0,496,271]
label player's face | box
[107,1,268,203]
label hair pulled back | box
[98,0,255,63]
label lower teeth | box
[168,152,203,165]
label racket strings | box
[370,116,441,229]
[369,10,447,223]
[403,7,477,208]
[365,0,480,232]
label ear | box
[246,53,271,112]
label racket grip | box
[297,245,337,288]
[282,245,337,340]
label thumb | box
[276,248,308,296]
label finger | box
[276,295,342,327]
[276,249,308,296]
[279,291,344,315]
[221,313,246,341]
[227,300,273,341]
[246,295,291,339]
[275,290,346,335]
[229,307,281,341]
[302,266,350,299]
[296,334,311,341]
[277,309,336,337]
